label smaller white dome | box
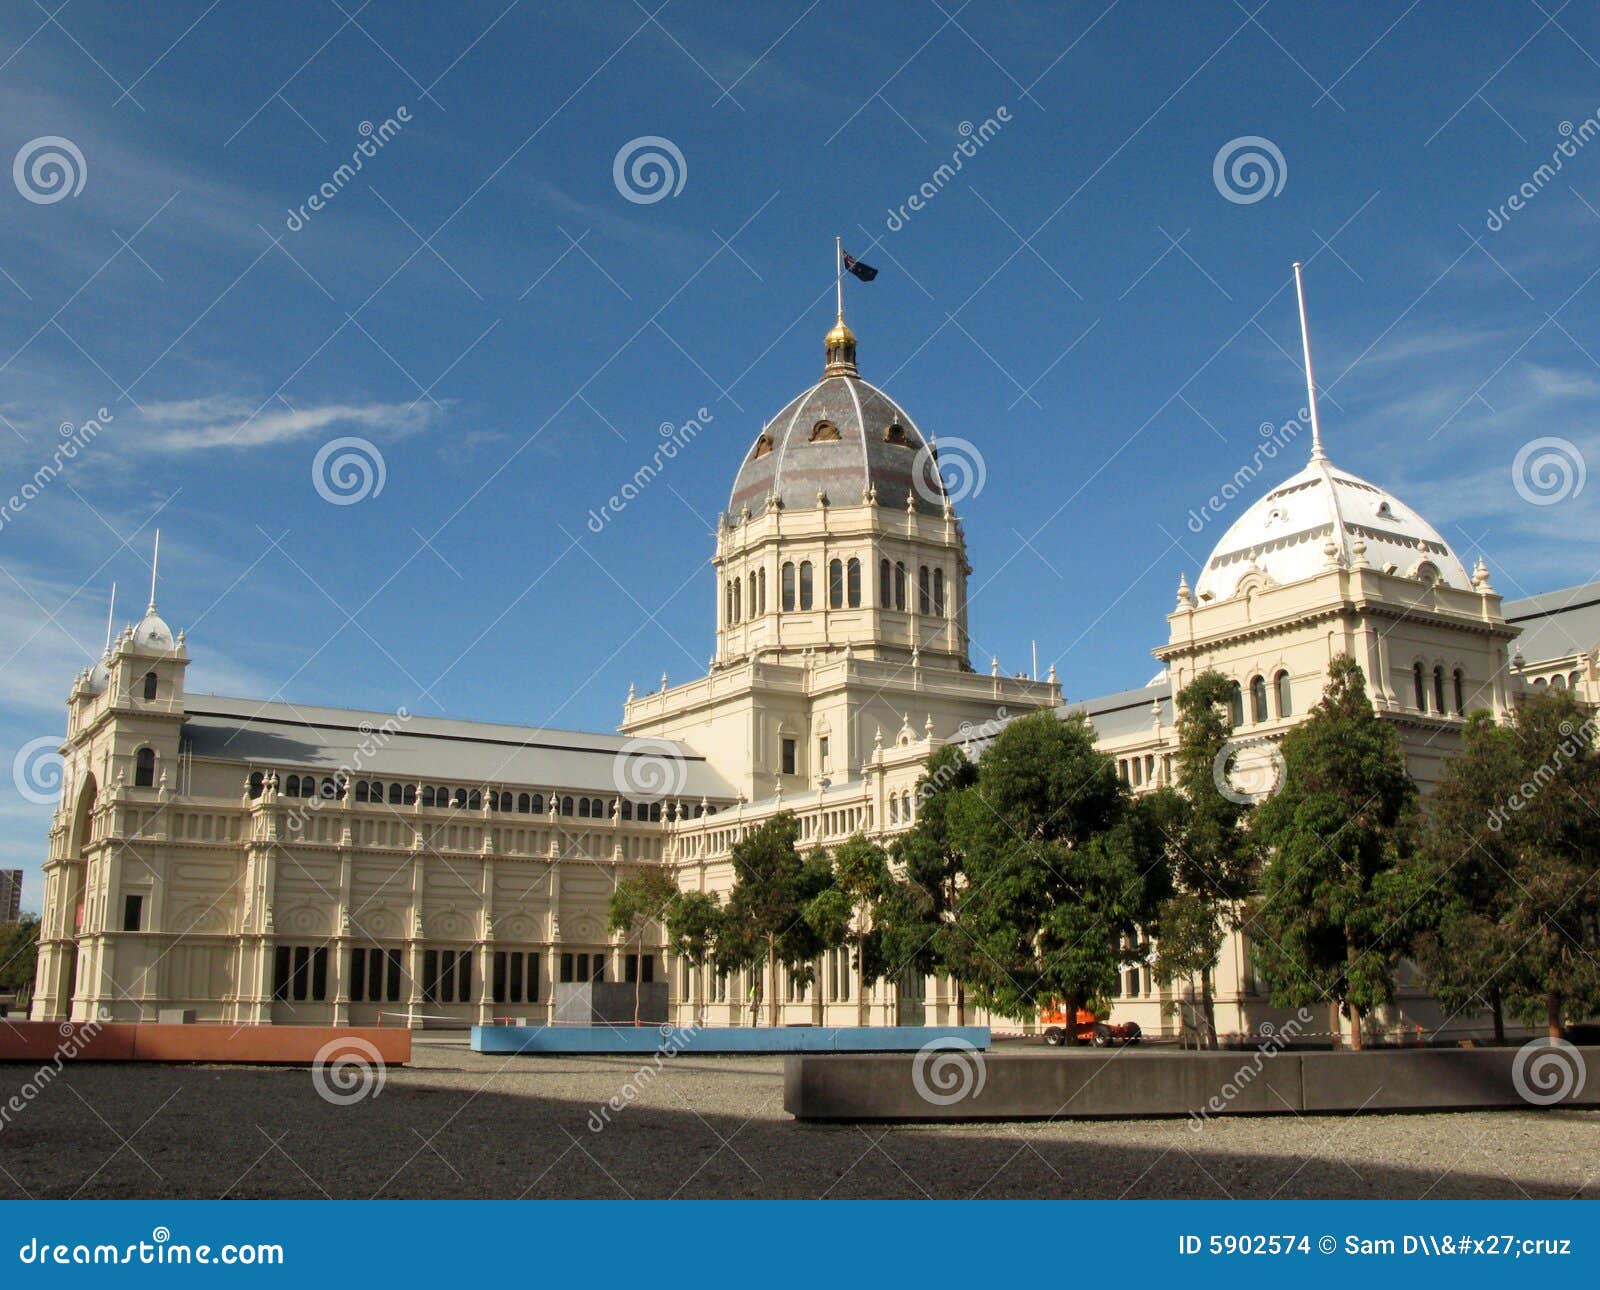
[133,610,174,651]
[86,655,111,692]
[1194,456,1471,602]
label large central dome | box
[727,317,947,519]
[1194,453,1472,602]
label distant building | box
[0,870,21,924]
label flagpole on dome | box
[1293,261,1326,463]
[835,234,844,321]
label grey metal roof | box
[1503,580,1600,665]
[179,694,738,799]
[727,374,946,519]
[1061,684,1172,741]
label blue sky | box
[3,1,1600,911]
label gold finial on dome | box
[823,312,858,377]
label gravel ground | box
[1,1038,1596,1199]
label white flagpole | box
[1293,262,1325,461]
[103,583,116,654]
[835,235,844,318]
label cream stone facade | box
[28,295,1588,1042]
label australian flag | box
[842,251,878,281]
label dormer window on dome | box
[751,433,774,460]
[809,420,840,442]
[884,423,910,446]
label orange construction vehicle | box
[1039,1004,1142,1048]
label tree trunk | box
[633,935,643,1026]
[1199,965,1217,1050]
[1348,1000,1364,1050]
[768,936,780,1030]
[856,936,868,1028]
[1064,995,1081,1045]
[955,979,966,1027]
[1329,1001,1342,1049]
[1547,992,1563,1040]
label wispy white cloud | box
[138,397,440,452]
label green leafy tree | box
[718,812,834,1026]
[1152,670,1260,1047]
[878,744,979,1019]
[607,867,680,1024]
[1405,710,1524,1040]
[946,710,1164,1038]
[803,833,890,1023]
[1245,655,1419,1049]
[0,914,39,1002]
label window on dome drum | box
[560,796,574,816]
[1453,668,1465,716]
[122,894,142,932]
[421,786,436,807]
[1433,666,1446,714]
[781,737,797,776]
[579,796,591,818]
[134,746,155,788]
[249,771,263,799]
[933,568,945,616]
[348,948,403,1003]
[894,562,906,610]
[1275,670,1292,718]
[829,558,844,609]
[884,423,909,446]
[493,951,540,1004]
[529,793,543,813]
[142,671,158,700]
[799,561,814,610]
[847,557,861,607]
[272,945,329,1003]
[1226,683,1243,729]
[810,419,840,442]
[918,566,931,614]
[751,434,773,459]
[782,562,796,611]
[878,558,891,606]
[1413,663,1427,711]
[1250,676,1268,723]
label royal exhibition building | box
[26,291,1600,1044]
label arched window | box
[468,790,482,810]
[321,777,340,800]
[847,557,861,608]
[1250,676,1268,723]
[422,786,437,807]
[894,562,906,610]
[1534,677,1548,688]
[531,793,544,814]
[1453,668,1465,716]
[1571,670,1583,689]
[1552,673,1567,690]
[1226,682,1243,729]
[249,771,264,799]
[1413,663,1427,711]
[402,783,416,805]
[879,559,892,606]
[517,792,531,813]
[782,562,796,611]
[578,797,592,818]
[142,671,158,700]
[1433,666,1446,714]
[1275,670,1291,718]
[134,747,156,788]
[918,566,931,614]
[889,795,899,824]
[621,800,634,821]
[933,568,945,617]
[385,783,401,805]
[560,796,574,816]
[748,571,757,617]
[758,567,766,614]
[829,558,844,609]
[356,780,371,803]
[799,561,814,610]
